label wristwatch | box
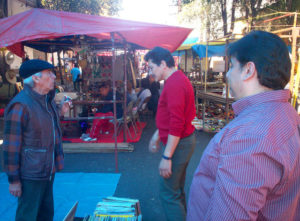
[162,154,172,160]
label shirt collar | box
[232,89,291,116]
[165,70,180,84]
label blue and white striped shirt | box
[187,90,300,221]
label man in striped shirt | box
[187,31,300,220]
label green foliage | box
[182,0,195,4]
[247,0,300,32]
[38,0,121,16]
[178,0,299,39]
[178,0,223,40]
[265,0,300,12]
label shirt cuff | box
[169,129,182,137]
[8,174,20,184]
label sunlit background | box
[119,0,178,25]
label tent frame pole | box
[123,41,128,142]
[111,32,119,173]
[116,32,129,142]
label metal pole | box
[202,41,208,130]
[51,52,54,65]
[133,50,137,89]
[184,49,187,74]
[123,42,128,142]
[225,39,230,123]
[111,32,119,173]
[57,50,64,85]
[292,49,300,108]
[289,12,297,95]
[177,50,180,71]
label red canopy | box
[0,8,192,57]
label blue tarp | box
[192,44,226,58]
[174,41,292,59]
[181,37,199,45]
[0,172,120,220]
[191,44,291,58]
[173,50,187,56]
[173,44,226,58]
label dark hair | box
[99,80,111,89]
[144,47,175,68]
[74,63,79,68]
[141,77,150,89]
[228,30,291,90]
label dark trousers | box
[73,80,80,92]
[159,133,196,221]
[15,176,55,221]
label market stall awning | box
[191,43,291,59]
[0,8,192,56]
[192,44,226,58]
[176,37,199,51]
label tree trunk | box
[229,0,237,34]
[0,0,8,18]
[249,0,262,30]
[36,0,43,8]
[245,7,249,20]
[220,0,228,36]
[287,0,292,10]
[249,0,256,29]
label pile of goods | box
[89,197,142,221]
[194,103,234,133]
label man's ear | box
[160,60,167,68]
[242,62,256,81]
[32,75,40,84]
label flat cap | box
[19,59,54,79]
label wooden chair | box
[138,96,152,120]
[112,100,137,140]
[132,98,141,130]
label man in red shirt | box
[145,47,196,221]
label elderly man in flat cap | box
[2,59,70,221]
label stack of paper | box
[90,197,142,221]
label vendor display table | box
[196,91,235,132]
[71,100,123,117]
[196,91,234,105]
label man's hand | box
[159,158,172,178]
[9,182,22,197]
[149,130,160,153]
[158,134,180,178]
[61,102,70,115]
[149,137,160,153]
[60,97,71,116]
